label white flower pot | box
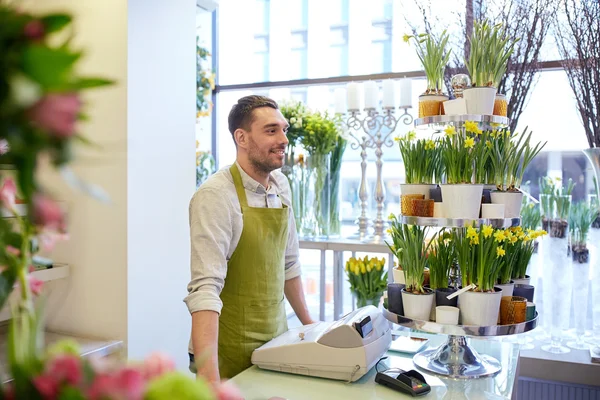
[443,98,467,116]
[463,87,497,115]
[458,288,502,326]
[440,184,483,219]
[401,288,435,321]
[513,275,531,285]
[490,191,523,218]
[433,202,444,218]
[400,184,436,200]
[393,268,406,284]
[495,282,515,297]
[481,204,505,219]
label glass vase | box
[587,228,600,346]
[298,153,330,239]
[329,164,342,238]
[355,291,383,308]
[567,245,591,350]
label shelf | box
[32,264,70,283]
[382,306,538,337]
[415,114,510,128]
[399,215,520,229]
[1,203,26,218]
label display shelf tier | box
[415,114,510,128]
[383,306,538,337]
[398,215,520,229]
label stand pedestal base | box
[413,335,502,379]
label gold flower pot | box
[418,94,449,118]
[493,93,508,117]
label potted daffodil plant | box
[397,131,442,203]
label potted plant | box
[539,177,575,239]
[489,128,546,218]
[427,230,458,321]
[439,121,483,219]
[387,215,438,321]
[405,31,451,117]
[454,224,505,326]
[345,255,388,308]
[464,20,517,115]
[571,202,596,264]
[397,131,442,201]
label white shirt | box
[184,162,301,316]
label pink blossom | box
[39,231,70,252]
[28,93,81,138]
[32,194,66,232]
[33,374,59,399]
[216,381,244,400]
[29,275,44,296]
[6,246,20,256]
[47,355,82,385]
[113,367,145,400]
[23,20,45,40]
[142,352,175,380]
[0,139,9,155]
[0,178,17,209]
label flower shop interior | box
[1,0,600,399]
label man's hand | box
[284,276,315,325]
[192,310,220,384]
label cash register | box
[251,306,392,382]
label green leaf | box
[40,14,72,34]
[0,271,17,313]
[21,45,81,90]
[72,77,114,90]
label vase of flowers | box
[345,256,387,308]
[404,31,451,118]
[440,122,484,219]
[387,215,437,321]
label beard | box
[247,136,285,174]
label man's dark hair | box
[228,95,279,141]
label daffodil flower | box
[465,120,479,133]
[466,225,478,239]
[464,137,475,149]
[496,246,505,257]
[482,225,493,238]
[470,235,480,245]
[388,213,395,220]
[494,230,506,242]
[406,130,416,141]
[403,34,412,43]
[444,125,456,136]
[425,139,436,150]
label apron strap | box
[230,164,249,208]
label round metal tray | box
[399,215,521,229]
[383,306,538,337]
[414,114,510,128]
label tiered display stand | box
[383,114,538,379]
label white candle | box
[399,78,413,108]
[334,88,346,114]
[364,81,378,109]
[382,79,396,108]
[346,82,361,110]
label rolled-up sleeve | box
[276,174,302,280]
[184,187,233,315]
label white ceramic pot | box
[400,184,437,200]
[481,204,505,219]
[490,191,523,218]
[436,306,460,325]
[433,202,444,218]
[401,288,435,321]
[440,184,483,219]
[513,275,531,285]
[443,98,467,116]
[458,288,502,326]
[495,281,515,297]
[463,86,497,115]
[393,268,406,285]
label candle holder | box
[342,106,413,242]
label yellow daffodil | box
[485,140,492,149]
[510,235,518,244]
[403,34,412,43]
[466,225,478,239]
[394,136,401,142]
[494,230,506,243]
[470,235,480,245]
[506,230,514,240]
[444,125,456,136]
[482,225,493,238]
[465,120,479,133]
[425,139,436,150]
[386,228,392,235]
[360,264,366,274]
[388,213,395,221]
[490,122,501,128]
[406,130,417,141]
[518,232,526,240]
[464,137,475,149]
[366,263,372,273]
[496,246,506,257]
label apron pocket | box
[243,302,286,352]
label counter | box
[231,333,520,400]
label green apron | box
[217,164,289,378]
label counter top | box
[231,334,520,400]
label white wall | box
[27,0,196,371]
[126,0,196,368]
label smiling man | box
[185,95,314,383]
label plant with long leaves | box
[397,132,442,184]
[508,228,547,280]
[571,202,596,250]
[440,122,478,184]
[386,215,438,294]
[521,201,542,231]
[427,229,454,290]
[405,31,451,94]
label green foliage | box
[406,31,451,93]
[397,133,442,184]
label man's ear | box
[234,129,247,149]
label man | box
[185,95,314,383]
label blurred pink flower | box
[6,246,20,256]
[142,352,176,380]
[29,275,44,296]
[39,231,70,252]
[28,93,81,138]
[23,20,45,39]
[0,139,9,155]
[88,368,144,400]
[216,381,245,400]
[33,375,59,399]
[0,178,16,209]
[48,355,82,386]
[33,194,66,232]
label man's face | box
[242,107,289,173]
